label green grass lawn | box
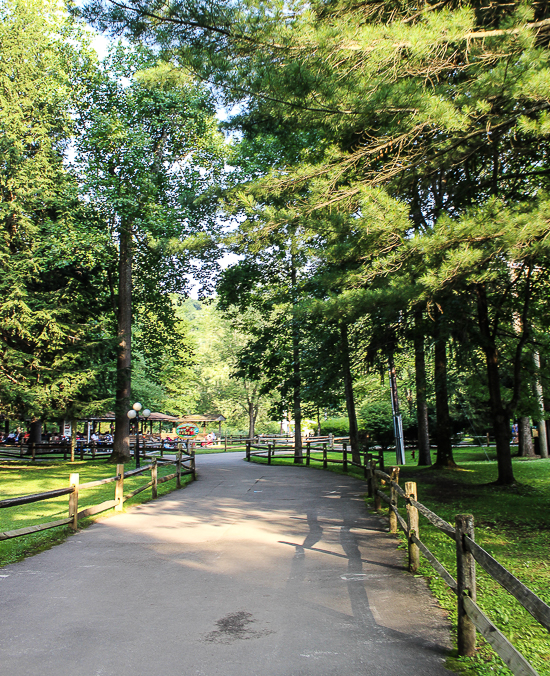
[250,446,550,676]
[0,458,193,568]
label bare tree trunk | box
[248,400,255,439]
[476,284,514,484]
[414,311,431,466]
[340,323,361,464]
[291,257,302,463]
[433,310,456,468]
[316,406,321,436]
[112,221,132,463]
[533,352,549,458]
[518,417,535,457]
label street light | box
[127,403,151,467]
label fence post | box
[176,449,182,488]
[329,433,334,450]
[378,448,384,472]
[224,434,227,452]
[91,440,96,460]
[373,460,381,510]
[151,459,158,499]
[160,439,164,458]
[268,442,272,465]
[389,467,399,534]
[405,481,419,572]
[306,441,310,466]
[80,442,84,461]
[115,464,124,511]
[343,442,348,472]
[69,473,79,531]
[323,442,328,469]
[456,514,477,657]
[246,440,251,461]
[30,442,36,462]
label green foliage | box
[0,0,116,419]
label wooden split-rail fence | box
[245,438,382,472]
[0,450,195,542]
[369,465,550,676]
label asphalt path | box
[0,452,454,676]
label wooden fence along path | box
[372,467,549,676]
[0,450,195,542]
[0,438,199,462]
[245,437,381,473]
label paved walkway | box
[0,453,454,676]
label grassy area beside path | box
[250,447,550,676]
[0,458,193,568]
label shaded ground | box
[0,452,454,676]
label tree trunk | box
[414,311,431,466]
[433,312,456,468]
[291,257,302,463]
[340,323,361,464]
[70,419,77,463]
[518,417,535,457]
[476,284,514,484]
[112,221,132,463]
[248,400,255,439]
[316,406,321,436]
[533,352,549,458]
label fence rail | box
[370,467,549,676]
[245,438,372,471]
[0,450,195,542]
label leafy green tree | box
[0,0,115,425]
[75,51,226,461]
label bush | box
[359,400,416,449]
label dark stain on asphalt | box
[204,611,273,643]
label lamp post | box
[127,403,151,468]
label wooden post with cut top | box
[115,464,124,511]
[151,459,158,499]
[176,450,182,489]
[389,467,399,534]
[405,481,419,572]
[456,514,476,656]
[343,442,348,472]
[69,473,79,531]
[323,442,328,469]
[306,441,310,466]
[246,440,251,461]
[268,442,272,465]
